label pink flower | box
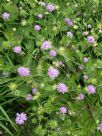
[13,46,22,54]
[40,2,46,7]
[79,65,84,70]
[46,3,55,12]
[26,94,33,101]
[83,75,88,80]
[57,83,68,94]
[78,93,85,100]
[87,36,95,44]
[67,31,73,38]
[83,57,88,63]
[2,12,10,20]
[41,40,52,50]
[48,67,59,79]
[58,61,63,67]
[60,107,67,114]
[37,14,43,19]
[18,67,30,77]
[32,88,37,94]
[64,18,73,26]
[49,50,57,57]
[34,25,41,31]
[15,112,27,125]
[98,122,102,133]
[82,31,88,36]
[87,85,96,94]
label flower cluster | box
[0,0,101,135]
[48,67,59,79]
[18,67,30,77]
[57,83,68,94]
[15,113,27,125]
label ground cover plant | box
[0,0,102,135]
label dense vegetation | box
[0,0,102,135]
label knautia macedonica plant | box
[0,0,101,135]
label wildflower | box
[41,40,52,50]
[37,14,43,19]
[48,67,59,79]
[15,112,27,125]
[40,2,46,7]
[67,31,73,38]
[46,3,55,12]
[87,36,95,44]
[64,18,70,23]
[18,67,30,77]
[83,57,88,63]
[87,85,96,94]
[83,75,88,80]
[78,93,85,100]
[13,46,22,54]
[32,88,37,94]
[82,31,88,36]
[26,94,33,101]
[58,61,63,67]
[64,18,73,26]
[34,25,41,31]
[98,122,102,133]
[49,50,57,57]
[79,65,84,70]
[57,83,68,94]
[2,12,10,20]
[60,107,67,114]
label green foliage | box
[0,0,102,135]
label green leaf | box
[0,106,18,132]
[0,123,13,136]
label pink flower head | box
[26,94,32,101]
[83,57,88,63]
[64,18,70,23]
[67,31,73,38]
[34,25,41,31]
[78,93,85,100]
[83,75,88,80]
[18,67,30,77]
[58,61,63,67]
[87,85,96,94]
[83,31,88,36]
[13,46,22,54]
[60,107,67,114]
[46,3,55,12]
[87,36,95,44]
[48,67,59,79]
[64,18,73,26]
[41,40,52,50]
[32,88,37,94]
[2,12,10,20]
[57,83,68,94]
[40,2,46,7]
[79,65,84,70]
[37,14,43,19]
[98,122,102,133]
[15,112,27,125]
[49,50,57,57]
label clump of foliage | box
[0,0,102,136]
